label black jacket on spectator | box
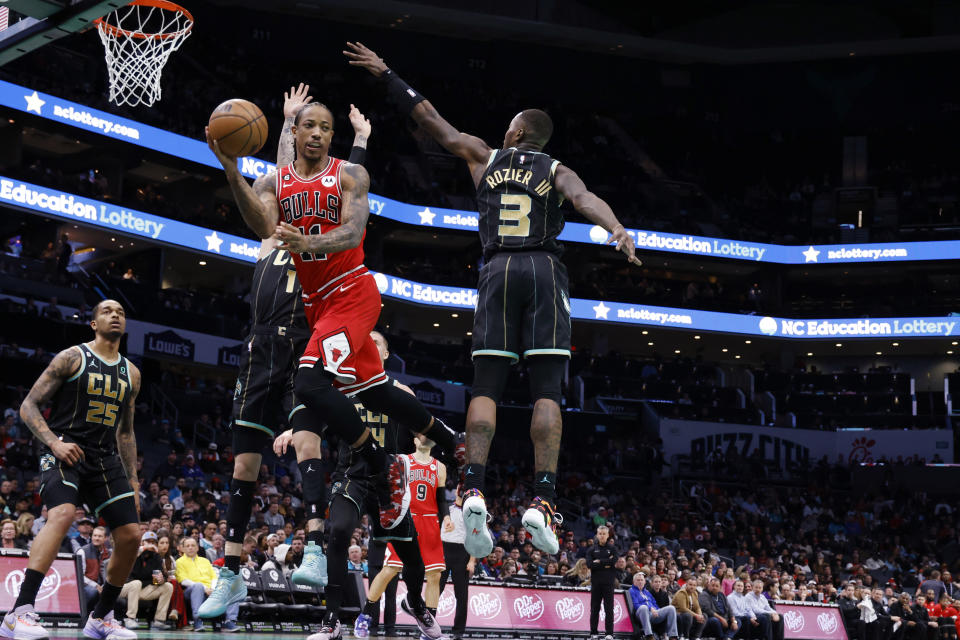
[129,550,165,587]
[650,586,671,608]
[872,598,892,622]
[586,542,618,586]
[838,596,860,624]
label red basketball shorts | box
[299,271,387,395]
[385,514,445,573]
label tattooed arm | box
[20,347,85,465]
[116,362,141,513]
[277,83,313,168]
[274,163,370,254]
[205,129,280,240]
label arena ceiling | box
[214,0,960,63]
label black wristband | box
[381,69,426,116]
[437,486,450,521]
[348,145,367,165]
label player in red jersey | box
[206,102,463,534]
[355,434,448,639]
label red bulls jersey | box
[407,454,440,515]
[276,159,367,301]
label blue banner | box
[3,78,960,265]
[0,177,261,261]
[4,175,958,339]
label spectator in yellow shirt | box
[176,537,240,632]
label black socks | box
[13,568,44,609]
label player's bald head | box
[515,109,553,148]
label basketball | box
[208,98,268,157]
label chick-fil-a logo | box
[513,594,545,621]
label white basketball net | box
[96,1,193,107]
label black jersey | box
[46,343,132,458]
[249,247,308,330]
[475,147,564,259]
[335,385,412,478]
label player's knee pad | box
[225,479,256,543]
[354,379,432,431]
[295,366,365,443]
[471,356,512,403]
[527,355,565,404]
[289,403,325,436]
[299,458,326,521]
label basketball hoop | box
[94,0,193,107]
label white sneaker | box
[0,605,49,639]
[83,611,138,639]
[306,619,341,640]
[123,618,138,630]
[462,489,494,559]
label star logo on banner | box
[418,207,436,225]
[593,301,610,319]
[24,91,45,114]
[802,246,820,263]
[205,231,223,253]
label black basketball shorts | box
[231,328,308,454]
[330,470,415,542]
[39,451,138,528]
[472,250,571,363]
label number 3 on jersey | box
[297,223,327,262]
[498,193,531,237]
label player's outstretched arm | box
[555,165,642,266]
[274,163,370,255]
[20,347,85,465]
[117,362,141,510]
[344,42,490,172]
[206,127,281,240]
[278,83,313,167]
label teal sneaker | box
[291,541,328,587]
[197,568,247,618]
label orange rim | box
[94,0,194,41]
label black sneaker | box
[400,596,441,639]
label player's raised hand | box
[274,221,307,253]
[283,83,313,120]
[273,429,294,456]
[608,224,642,266]
[343,41,388,77]
[349,104,372,139]
[205,126,236,164]
[51,439,84,466]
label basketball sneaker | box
[0,605,49,640]
[291,541,328,587]
[462,488,494,559]
[377,454,411,529]
[306,614,341,640]
[521,496,563,555]
[82,611,137,639]
[197,568,247,618]
[352,613,371,638]
[400,596,442,640]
